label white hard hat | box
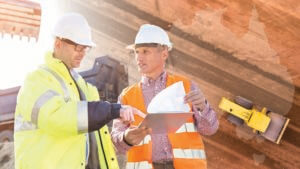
[53,13,96,47]
[127,24,172,51]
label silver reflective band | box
[70,69,87,100]
[85,133,90,165]
[70,69,80,81]
[138,134,151,146]
[40,66,70,102]
[31,90,59,125]
[173,148,206,159]
[176,123,197,133]
[126,161,152,169]
[14,114,36,132]
[77,101,88,133]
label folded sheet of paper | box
[139,81,193,134]
[147,81,191,113]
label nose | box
[135,52,143,62]
[135,52,145,61]
[76,51,86,59]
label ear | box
[162,48,169,61]
[54,38,61,49]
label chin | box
[138,68,149,73]
[137,68,143,73]
[139,70,148,75]
[73,64,80,68]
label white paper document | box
[147,81,191,113]
[139,81,193,134]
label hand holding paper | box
[147,81,191,113]
[184,89,206,112]
[124,126,152,146]
[121,106,150,146]
[139,81,193,134]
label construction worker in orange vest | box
[111,24,219,169]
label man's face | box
[55,38,91,69]
[134,45,168,77]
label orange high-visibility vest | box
[120,73,207,169]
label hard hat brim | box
[126,43,172,51]
[75,38,96,47]
[126,43,159,50]
[53,34,96,47]
[84,41,96,47]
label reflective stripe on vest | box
[70,69,86,101]
[137,135,151,146]
[31,90,59,125]
[70,69,80,81]
[77,101,88,133]
[173,148,206,159]
[15,90,58,132]
[126,161,153,169]
[176,123,197,133]
[15,114,37,132]
[40,66,70,102]
[40,66,88,133]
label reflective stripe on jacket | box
[120,73,207,169]
[14,52,119,169]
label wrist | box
[123,131,133,146]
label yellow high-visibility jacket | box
[14,52,119,169]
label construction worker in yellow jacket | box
[14,13,144,169]
[111,24,219,169]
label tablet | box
[138,112,193,134]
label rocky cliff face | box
[123,0,300,87]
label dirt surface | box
[0,142,14,169]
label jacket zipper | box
[98,130,109,169]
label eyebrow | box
[135,43,159,49]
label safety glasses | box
[60,38,91,53]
